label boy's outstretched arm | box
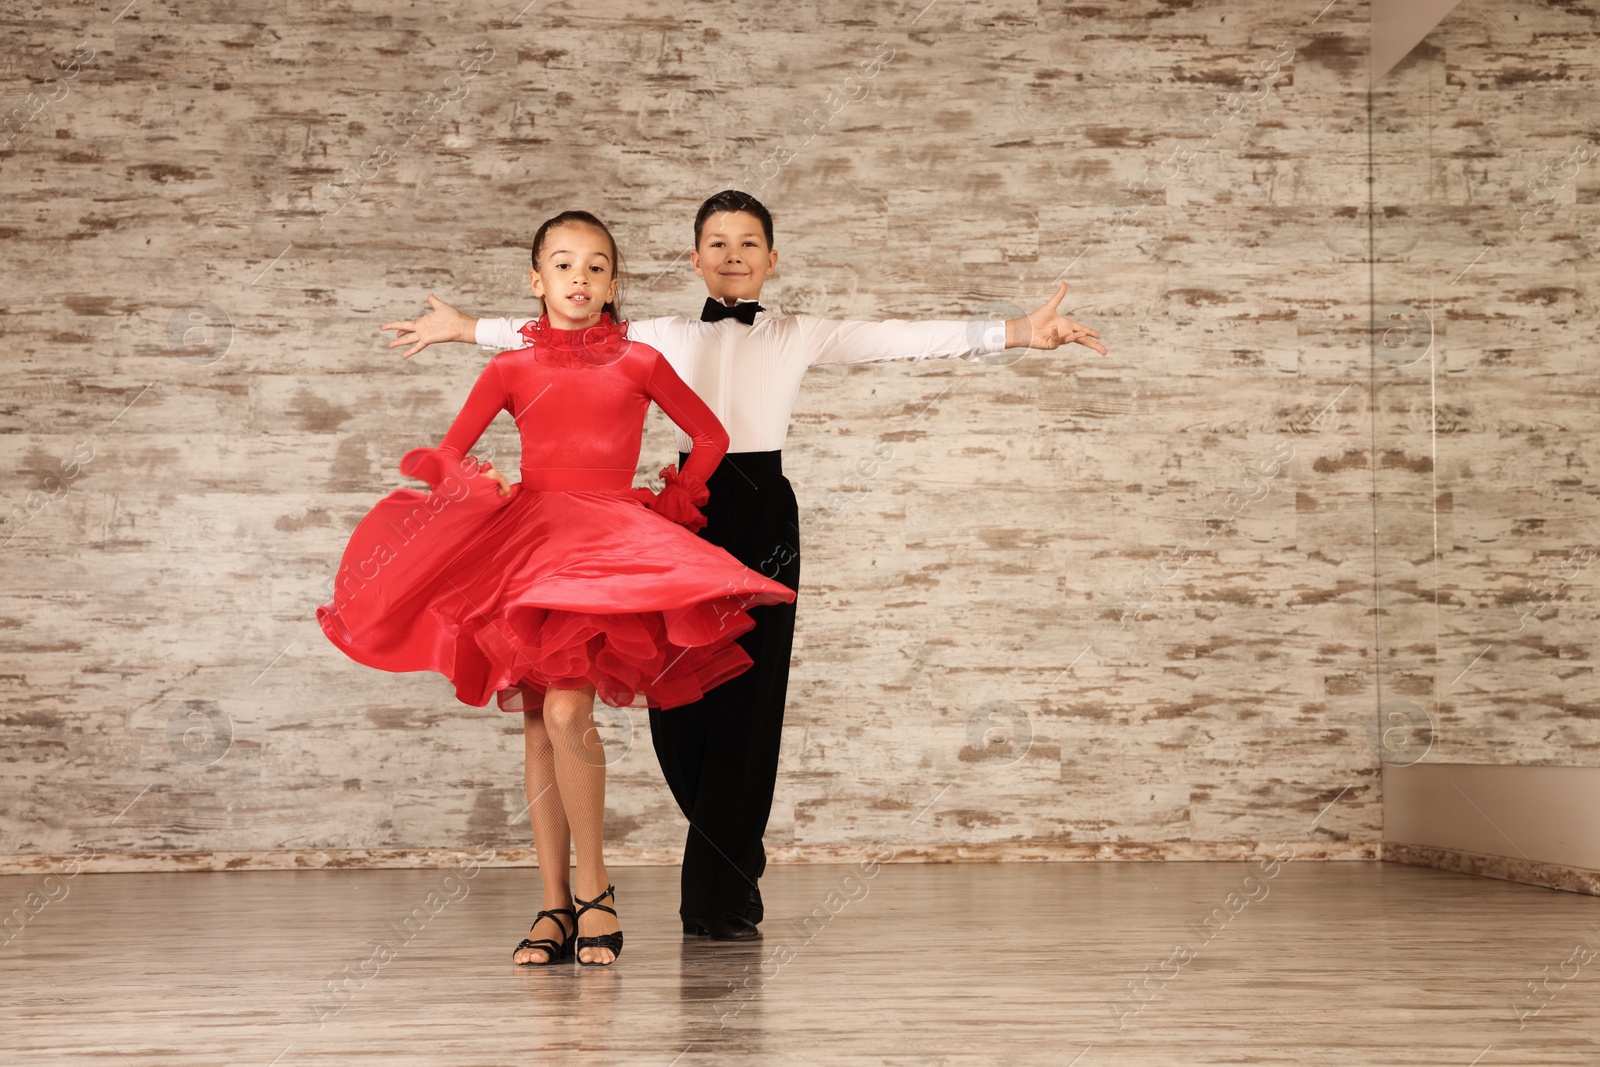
[382,294,483,358]
[805,282,1108,367]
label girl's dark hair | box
[693,190,774,249]
[530,210,624,321]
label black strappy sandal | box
[512,906,576,966]
[573,885,624,967]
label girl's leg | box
[542,685,620,964]
[514,707,576,964]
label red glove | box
[639,464,710,532]
[399,446,486,491]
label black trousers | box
[650,450,799,922]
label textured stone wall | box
[0,0,1381,865]
[1372,0,1600,766]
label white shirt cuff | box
[967,319,1009,354]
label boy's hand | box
[382,294,477,358]
[1006,283,1107,355]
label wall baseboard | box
[1384,842,1600,897]
[0,839,1379,876]
[1383,762,1600,897]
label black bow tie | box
[701,298,763,325]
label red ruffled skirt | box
[316,460,795,710]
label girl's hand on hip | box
[480,463,512,497]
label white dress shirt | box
[477,305,1008,453]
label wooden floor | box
[4,861,1599,1065]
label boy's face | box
[690,211,778,305]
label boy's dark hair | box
[530,210,624,321]
[693,190,774,249]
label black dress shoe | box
[683,913,761,941]
[683,887,763,932]
[744,885,763,926]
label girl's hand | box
[1005,283,1108,355]
[382,294,478,358]
[479,462,511,497]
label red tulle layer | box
[316,464,793,709]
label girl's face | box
[529,223,619,328]
[691,211,777,304]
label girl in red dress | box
[317,211,794,966]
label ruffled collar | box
[518,313,630,367]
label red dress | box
[316,314,795,710]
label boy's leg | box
[649,700,712,922]
[649,702,707,827]
[650,456,753,924]
[653,456,798,928]
[691,592,795,919]
[682,470,799,926]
